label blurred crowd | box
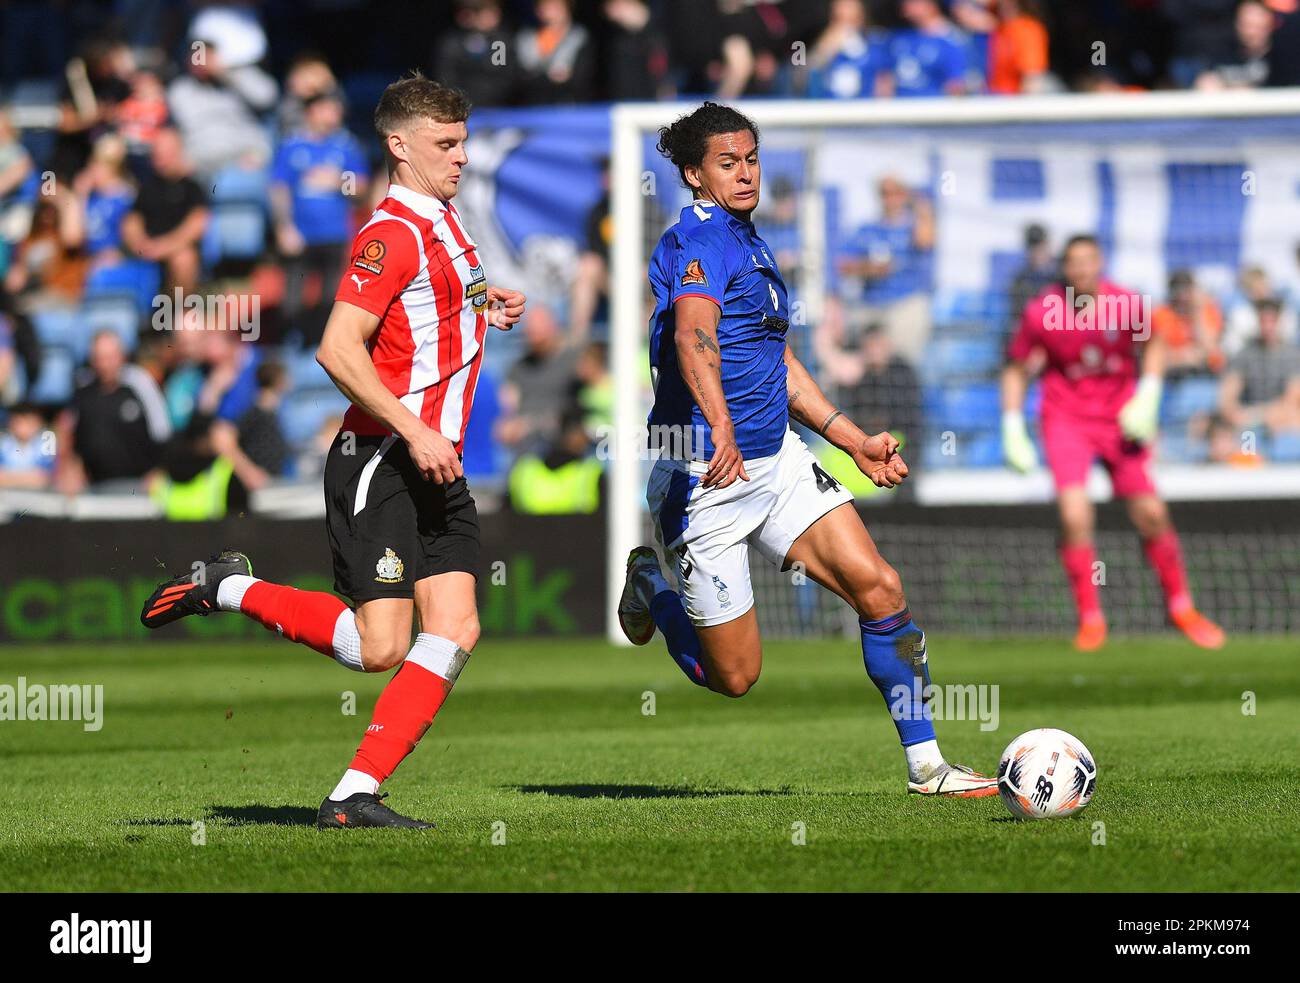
[3,0,1300,516]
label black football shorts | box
[324,433,480,603]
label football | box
[997,729,1097,819]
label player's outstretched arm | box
[316,300,463,484]
[783,345,907,488]
[674,296,747,488]
[1119,331,1166,443]
[1000,360,1039,472]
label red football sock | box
[1060,542,1103,623]
[1143,529,1193,616]
[239,581,349,656]
[350,634,470,784]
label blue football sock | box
[860,607,936,747]
[650,590,708,687]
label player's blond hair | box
[373,71,471,140]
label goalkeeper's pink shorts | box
[1041,408,1155,497]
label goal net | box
[607,92,1300,642]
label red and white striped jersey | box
[333,183,489,453]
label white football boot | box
[907,762,999,797]
[617,546,669,645]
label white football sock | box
[331,608,364,672]
[905,739,945,783]
[215,574,260,612]
[329,768,379,801]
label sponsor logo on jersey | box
[354,238,386,275]
[375,547,405,584]
[680,259,707,286]
[465,264,488,312]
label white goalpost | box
[606,89,1300,645]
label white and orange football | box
[997,728,1097,819]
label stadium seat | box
[1162,376,1220,425]
[209,165,268,204]
[962,431,1004,468]
[280,386,349,446]
[939,382,1001,433]
[203,201,267,265]
[82,294,140,352]
[84,260,162,316]
[24,344,76,404]
[932,288,1008,330]
[1269,430,1300,463]
[31,307,79,350]
[923,336,1003,382]
[283,347,329,390]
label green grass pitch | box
[0,634,1296,891]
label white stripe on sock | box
[215,574,260,612]
[403,633,471,683]
[331,608,364,672]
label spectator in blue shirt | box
[837,175,935,365]
[72,133,136,270]
[269,88,370,345]
[882,0,971,98]
[807,0,891,99]
[0,402,55,489]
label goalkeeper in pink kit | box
[1000,234,1225,652]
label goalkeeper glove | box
[1119,375,1163,443]
[1001,410,1039,472]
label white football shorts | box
[646,428,855,627]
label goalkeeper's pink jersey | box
[1008,279,1146,421]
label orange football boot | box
[1172,608,1226,650]
[1073,614,1107,652]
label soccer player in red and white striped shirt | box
[140,74,525,829]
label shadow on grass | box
[511,783,794,800]
[206,804,317,827]
[122,817,192,827]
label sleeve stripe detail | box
[673,292,722,309]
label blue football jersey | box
[270,129,370,245]
[648,200,790,460]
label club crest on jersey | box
[681,259,707,287]
[354,239,386,275]
[375,547,405,584]
[712,575,730,608]
[465,264,488,312]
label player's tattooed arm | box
[783,344,907,487]
[675,296,747,488]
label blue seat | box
[940,382,1001,432]
[963,430,1004,468]
[280,387,349,446]
[31,308,79,349]
[209,165,268,204]
[83,294,140,351]
[926,337,1003,380]
[84,260,161,315]
[203,202,266,265]
[1163,377,1220,424]
[1269,430,1300,463]
[25,345,76,404]
[283,347,328,389]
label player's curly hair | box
[374,70,471,139]
[656,102,760,187]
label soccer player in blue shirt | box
[617,102,996,797]
[270,88,370,343]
